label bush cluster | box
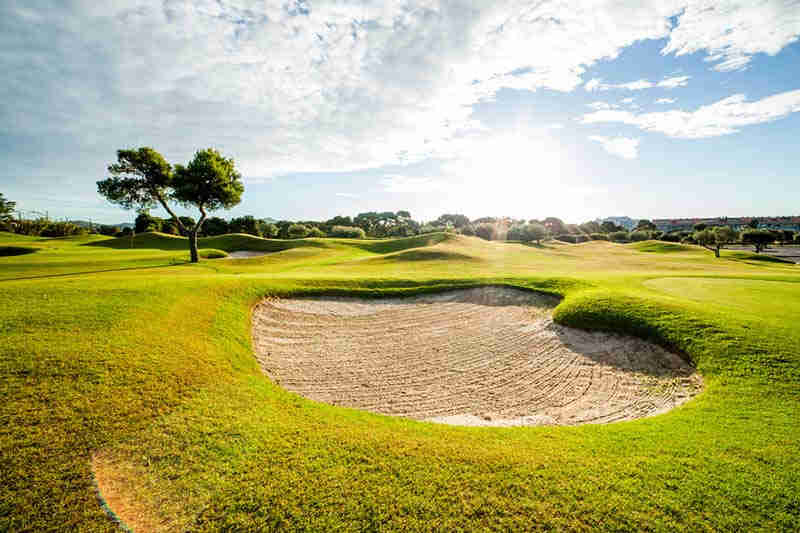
[9,219,87,237]
[329,225,366,239]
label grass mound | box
[86,231,328,253]
[199,249,228,259]
[630,240,694,253]
[374,248,482,263]
[350,232,451,254]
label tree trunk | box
[189,229,199,263]
[714,246,720,258]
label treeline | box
[121,210,419,239]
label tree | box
[434,214,470,229]
[637,219,657,231]
[779,230,795,244]
[0,193,16,223]
[98,147,183,225]
[474,222,498,241]
[330,225,365,238]
[600,220,622,233]
[229,215,261,236]
[693,223,707,232]
[741,229,774,253]
[522,223,547,244]
[261,223,279,238]
[172,149,244,262]
[542,217,567,236]
[288,223,310,238]
[629,230,651,242]
[134,211,163,233]
[308,226,326,238]
[178,216,196,236]
[694,226,736,258]
[747,218,759,229]
[579,221,601,234]
[161,220,180,235]
[204,217,230,236]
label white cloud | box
[663,1,800,71]
[1,1,687,180]
[588,136,640,159]
[621,97,635,104]
[335,192,359,198]
[655,98,676,104]
[657,75,691,88]
[1,0,798,191]
[585,75,689,91]
[582,89,800,138]
[587,101,617,110]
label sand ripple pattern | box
[253,287,702,426]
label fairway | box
[2,231,800,531]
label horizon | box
[3,2,800,224]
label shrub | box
[659,233,680,242]
[629,230,651,242]
[134,212,162,233]
[589,233,609,241]
[420,224,451,234]
[200,249,228,259]
[608,231,629,242]
[459,225,475,236]
[508,223,547,243]
[229,216,261,236]
[554,234,589,244]
[330,225,365,239]
[38,221,86,237]
[474,222,498,241]
[287,224,310,238]
[204,217,230,236]
[161,221,180,235]
[262,223,279,238]
[741,229,775,253]
[307,226,326,238]
[96,225,120,236]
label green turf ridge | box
[1,231,799,531]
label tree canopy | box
[98,147,243,262]
[0,193,16,222]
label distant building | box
[653,216,800,233]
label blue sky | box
[2,1,800,224]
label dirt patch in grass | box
[92,452,174,533]
[253,287,701,426]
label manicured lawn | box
[1,231,799,531]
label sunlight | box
[443,132,578,219]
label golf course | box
[2,230,799,531]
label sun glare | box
[446,133,569,218]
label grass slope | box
[1,232,799,531]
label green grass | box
[629,241,694,253]
[1,233,799,531]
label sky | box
[2,1,800,225]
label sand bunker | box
[253,287,701,426]
[226,250,270,259]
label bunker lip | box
[253,287,702,427]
